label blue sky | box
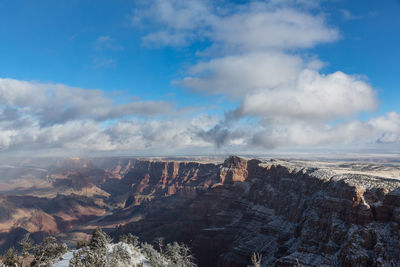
[0,0,399,156]
[315,0,400,116]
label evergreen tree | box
[119,233,139,248]
[69,228,198,267]
[70,227,111,267]
[140,242,166,267]
[32,236,67,266]
[89,227,111,251]
[18,233,33,262]
[109,244,131,266]
[70,246,108,267]
[1,248,19,267]
[164,242,196,267]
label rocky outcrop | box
[112,157,400,267]
[1,156,400,267]
[116,159,220,205]
[217,156,250,183]
[0,193,107,252]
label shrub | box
[89,227,111,252]
[1,229,198,267]
[18,233,33,260]
[140,239,196,267]
[164,241,196,267]
[70,246,109,267]
[71,229,197,267]
[76,240,89,249]
[109,243,131,266]
[70,227,112,267]
[32,236,68,266]
[0,234,66,267]
[119,233,139,248]
[140,242,166,267]
[1,248,19,267]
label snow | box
[53,242,149,267]
[112,242,148,266]
[53,251,75,267]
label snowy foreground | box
[53,242,148,267]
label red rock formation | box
[111,157,400,267]
[2,156,400,267]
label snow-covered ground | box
[53,251,75,267]
[53,242,149,267]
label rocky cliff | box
[112,156,400,267]
[1,156,400,266]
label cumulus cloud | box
[236,70,377,122]
[0,109,218,156]
[249,112,400,149]
[189,112,400,151]
[371,112,400,144]
[0,0,397,156]
[178,52,305,97]
[0,77,218,155]
[0,78,176,126]
[134,0,339,50]
[0,75,398,155]
[210,7,338,51]
[132,0,400,152]
[133,0,215,47]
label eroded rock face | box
[218,156,249,183]
[1,156,400,267]
[121,160,220,196]
[112,157,400,267]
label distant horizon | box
[1,151,399,164]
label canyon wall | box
[113,156,400,267]
[1,156,400,266]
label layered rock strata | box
[1,156,400,266]
[113,157,400,267]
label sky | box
[0,0,399,157]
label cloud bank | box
[0,0,399,156]
[0,78,217,155]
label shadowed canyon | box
[1,156,400,266]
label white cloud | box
[0,75,397,155]
[190,111,400,151]
[210,7,339,51]
[0,110,218,155]
[133,0,215,47]
[134,0,339,50]
[248,112,400,149]
[132,0,398,153]
[0,78,219,155]
[178,52,305,97]
[237,70,377,122]
[0,1,397,156]
[370,112,400,143]
[0,78,176,126]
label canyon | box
[1,156,400,266]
